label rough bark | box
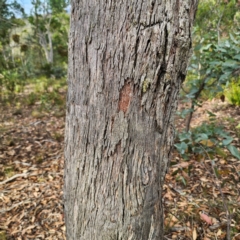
[64,1,198,239]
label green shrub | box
[26,92,38,106]
[225,80,240,106]
[175,122,240,160]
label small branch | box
[0,225,7,230]
[0,173,29,185]
[209,221,228,231]
[169,226,191,232]
[185,75,209,132]
[0,200,31,213]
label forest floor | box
[0,91,240,240]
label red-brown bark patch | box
[118,82,132,114]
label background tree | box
[0,0,25,93]
[0,0,24,69]
[0,0,69,96]
[28,0,68,65]
[64,1,198,239]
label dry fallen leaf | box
[172,162,190,168]
[216,229,222,236]
[200,177,209,182]
[233,233,240,240]
[200,139,214,147]
[192,228,197,240]
[7,150,16,156]
[199,212,213,225]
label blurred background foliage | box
[0,0,69,95]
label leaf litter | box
[0,97,239,239]
[0,102,65,240]
[164,99,240,239]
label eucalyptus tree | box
[0,0,24,70]
[64,1,198,239]
[29,0,69,64]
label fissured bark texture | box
[64,1,198,239]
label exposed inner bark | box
[118,81,132,114]
[64,1,198,239]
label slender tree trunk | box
[64,1,198,239]
[39,28,53,64]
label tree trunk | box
[38,26,53,64]
[64,1,198,239]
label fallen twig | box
[209,221,228,231]
[169,226,191,232]
[0,200,31,213]
[0,173,29,185]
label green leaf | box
[195,133,208,142]
[201,44,213,51]
[178,108,193,118]
[224,40,231,48]
[209,61,222,66]
[174,142,188,154]
[178,132,192,142]
[233,54,240,61]
[216,46,227,53]
[215,147,227,157]
[180,176,187,186]
[222,60,238,68]
[230,33,238,44]
[213,166,220,178]
[227,145,240,160]
[206,110,216,117]
[194,44,202,51]
[186,87,199,99]
[222,137,233,146]
[219,72,232,83]
[215,128,230,138]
